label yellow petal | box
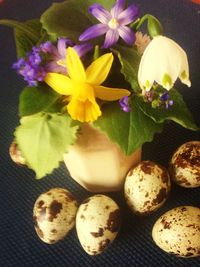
[94,85,130,101]
[44,73,73,95]
[67,98,101,122]
[86,53,113,85]
[66,47,86,81]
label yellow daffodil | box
[138,36,191,91]
[44,47,130,122]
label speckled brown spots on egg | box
[124,161,171,215]
[64,191,76,201]
[160,167,169,184]
[51,229,57,234]
[76,195,120,255]
[33,188,78,244]
[140,160,154,174]
[106,209,121,233]
[181,207,187,212]
[48,200,62,222]
[83,204,88,212]
[9,141,26,166]
[152,188,167,205]
[99,239,110,252]
[169,141,200,188]
[37,200,44,208]
[90,228,104,238]
[152,206,200,258]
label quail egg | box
[169,141,200,187]
[152,206,200,257]
[9,140,26,166]
[124,161,171,215]
[76,194,121,255]
[33,187,78,244]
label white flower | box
[135,31,151,55]
[138,36,191,91]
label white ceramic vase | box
[64,123,141,192]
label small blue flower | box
[27,51,42,66]
[160,91,170,102]
[12,58,26,70]
[119,96,131,112]
[165,100,174,109]
[13,46,46,86]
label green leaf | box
[137,89,199,131]
[94,98,163,155]
[14,19,42,58]
[15,112,79,178]
[19,84,62,117]
[112,45,141,92]
[40,0,115,41]
[0,19,39,42]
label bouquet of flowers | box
[1,0,198,179]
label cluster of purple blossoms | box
[12,46,46,87]
[13,0,140,112]
[13,39,92,87]
[143,90,174,109]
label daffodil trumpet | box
[44,47,130,122]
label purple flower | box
[79,0,139,48]
[45,38,92,74]
[12,58,26,70]
[158,91,174,109]
[40,41,54,53]
[13,38,92,86]
[27,51,42,66]
[13,46,46,87]
[165,100,174,109]
[160,91,170,102]
[119,96,131,112]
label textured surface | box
[0,0,200,266]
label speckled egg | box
[9,140,26,166]
[152,206,200,257]
[33,188,78,244]
[169,141,200,188]
[124,161,171,215]
[76,195,121,255]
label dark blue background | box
[0,0,200,266]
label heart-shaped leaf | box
[40,0,115,41]
[15,112,79,178]
[94,98,163,155]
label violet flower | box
[13,49,46,87]
[119,96,131,112]
[13,39,92,86]
[79,0,139,48]
[160,91,174,109]
[45,38,92,74]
